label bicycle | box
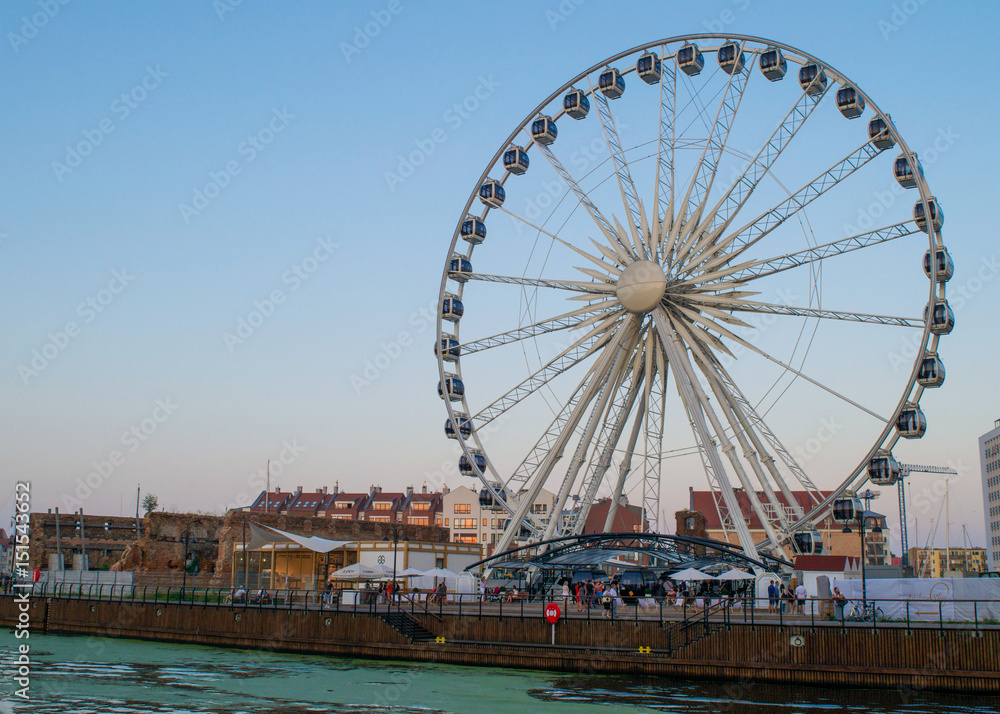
[844,600,885,622]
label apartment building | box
[437,485,557,555]
[907,547,988,578]
[981,418,1000,571]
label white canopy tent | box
[246,521,354,554]
[717,569,756,581]
[670,567,716,581]
[395,567,427,577]
[330,563,391,581]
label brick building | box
[677,488,890,564]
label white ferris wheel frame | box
[434,33,947,564]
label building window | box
[531,504,547,514]
[408,517,429,526]
[454,504,471,514]
[369,516,390,522]
[453,518,476,529]
[483,518,487,527]
[457,535,477,544]
[374,502,393,510]
[412,502,430,511]
[685,517,695,530]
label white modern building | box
[981,418,1000,572]
[438,485,557,556]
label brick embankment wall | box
[3,597,998,694]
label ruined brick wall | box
[28,512,143,571]
[30,509,449,585]
[675,509,708,539]
[112,512,225,575]
[214,511,450,584]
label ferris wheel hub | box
[615,259,666,314]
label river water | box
[0,631,995,713]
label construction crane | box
[896,463,958,567]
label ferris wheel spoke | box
[673,317,807,534]
[699,85,831,241]
[469,312,622,428]
[571,334,650,534]
[652,53,677,259]
[600,390,647,533]
[534,141,635,257]
[682,138,883,275]
[671,44,752,269]
[718,221,921,284]
[544,325,642,539]
[671,304,890,423]
[456,306,618,356]
[698,348,823,509]
[494,206,624,277]
[641,332,667,532]
[588,78,645,254]
[724,301,922,328]
[665,311,791,555]
[463,272,613,295]
[651,307,768,559]
[493,315,639,555]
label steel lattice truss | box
[435,34,950,568]
[468,532,791,574]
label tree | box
[141,493,159,514]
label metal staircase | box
[378,610,436,643]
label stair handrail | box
[392,593,443,622]
[664,598,729,637]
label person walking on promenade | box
[767,580,779,614]
[562,579,571,608]
[479,577,486,602]
[795,581,807,615]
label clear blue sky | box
[2,1,997,553]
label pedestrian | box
[767,580,779,614]
[479,577,486,602]
[562,578,570,607]
[607,582,619,619]
[795,581,807,615]
[782,585,794,614]
[832,587,847,620]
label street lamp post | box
[841,512,883,607]
[382,524,409,607]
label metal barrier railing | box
[7,586,1000,632]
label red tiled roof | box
[691,490,835,530]
[286,492,327,511]
[250,491,293,511]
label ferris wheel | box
[434,34,951,562]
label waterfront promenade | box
[4,589,999,694]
